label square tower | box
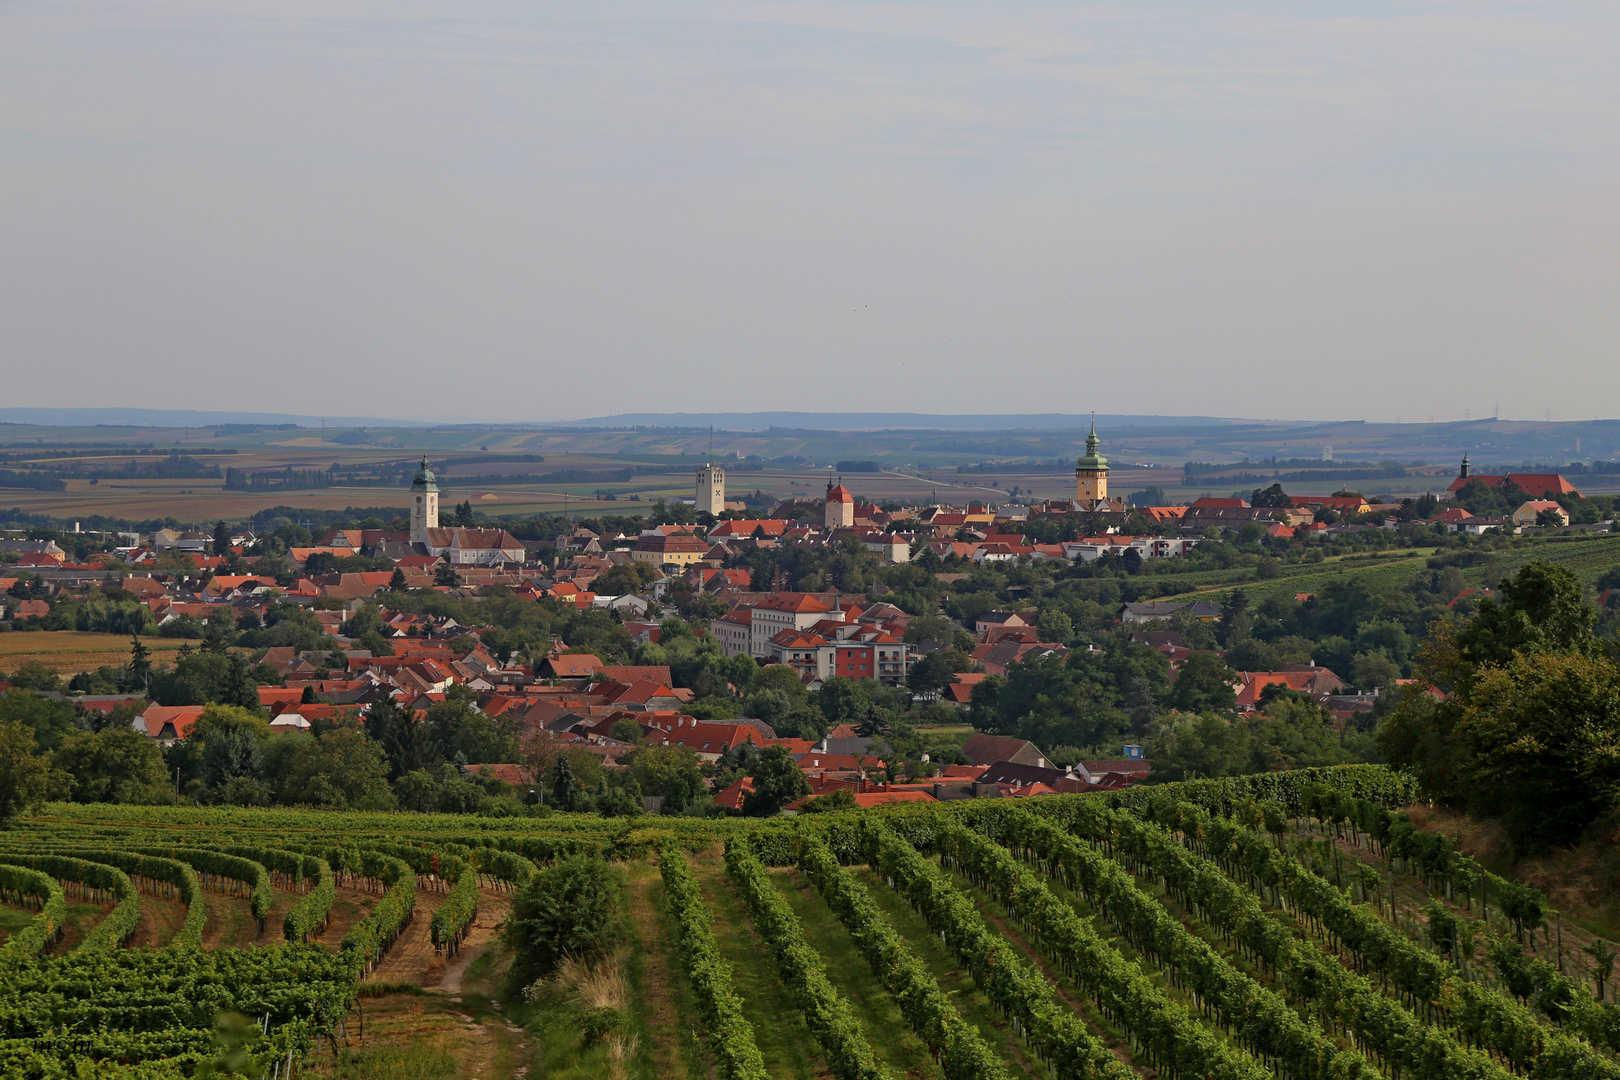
[825,479,855,528]
[697,463,726,516]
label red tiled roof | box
[136,705,207,740]
[545,654,603,678]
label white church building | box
[409,458,526,566]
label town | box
[5,426,1616,820]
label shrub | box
[505,855,622,986]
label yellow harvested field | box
[0,632,192,678]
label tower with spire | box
[409,456,439,545]
[1074,420,1110,505]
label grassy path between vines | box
[625,859,710,1080]
[767,866,943,1079]
[690,851,831,1080]
[849,865,1042,1076]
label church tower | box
[410,456,439,546]
[1074,421,1109,504]
[696,461,726,516]
[825,477,855,528]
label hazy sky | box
[4,1,1618,423]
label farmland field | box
[0,631,193,678]
[1157,533,1620,604]
[6,765,1619,1080]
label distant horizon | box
[7,406,1620,434]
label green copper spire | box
[411,456,438,492]
[1077,419,1108,470]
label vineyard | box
[6,764,1620,1079]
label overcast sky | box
[4,1,1618,423]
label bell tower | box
[696,462,726,516]
[1074,420,1109,504]
[410,456,439,545]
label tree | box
[426,697,520,764]
[434,562,462,588]
[53,727,171,804]
[276,727,395,809]
[592,564,646,597]
[626,745,705,812]
[505,856,623,986]
[551,753,579,811]
[147,652,263,708]
[125,635,152,691]
[4,662,62,693]
[1350,651,1401,692]
[0,690,80,751]
[607,718,644,744]
[393,768,442,812]
[1453,560,1596,680]
[363,696,437,778]
[388,567,408,591]
[1250,483,1291,508]
[1452,651,1620,851]
[798,787,857,813]
[0,721,55,826]
[212,520,232,557]
[1035,607,1074,645]
[906,652,955,699]
[1167,652,1237,713]
[1218,590,1251,646]
[855,701,893,739]
[741,745,810,816]
[454,501,475,527]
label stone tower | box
[696,461,726,516]
[1074,421,1109,504]
[825,477,855,528]
[410,456,439,545]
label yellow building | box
[631,532,710,568]
[1074,422,1109,503]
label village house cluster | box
[0,434,1594,811]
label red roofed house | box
[1446,456,1579,500]
[707,519,788,541]
[540,654,603,681]
[1513,501,1569,528]
[959,733,1051,769]
[631,532,710,569]
[713,776,754,812]
[258,687,305,709]
[134,704,207,742]
[747,593,835,658]
[645,716,765,761]
[1233,667,1347,711]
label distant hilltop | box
[0,407,435,429]
[556,412,1241,431]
